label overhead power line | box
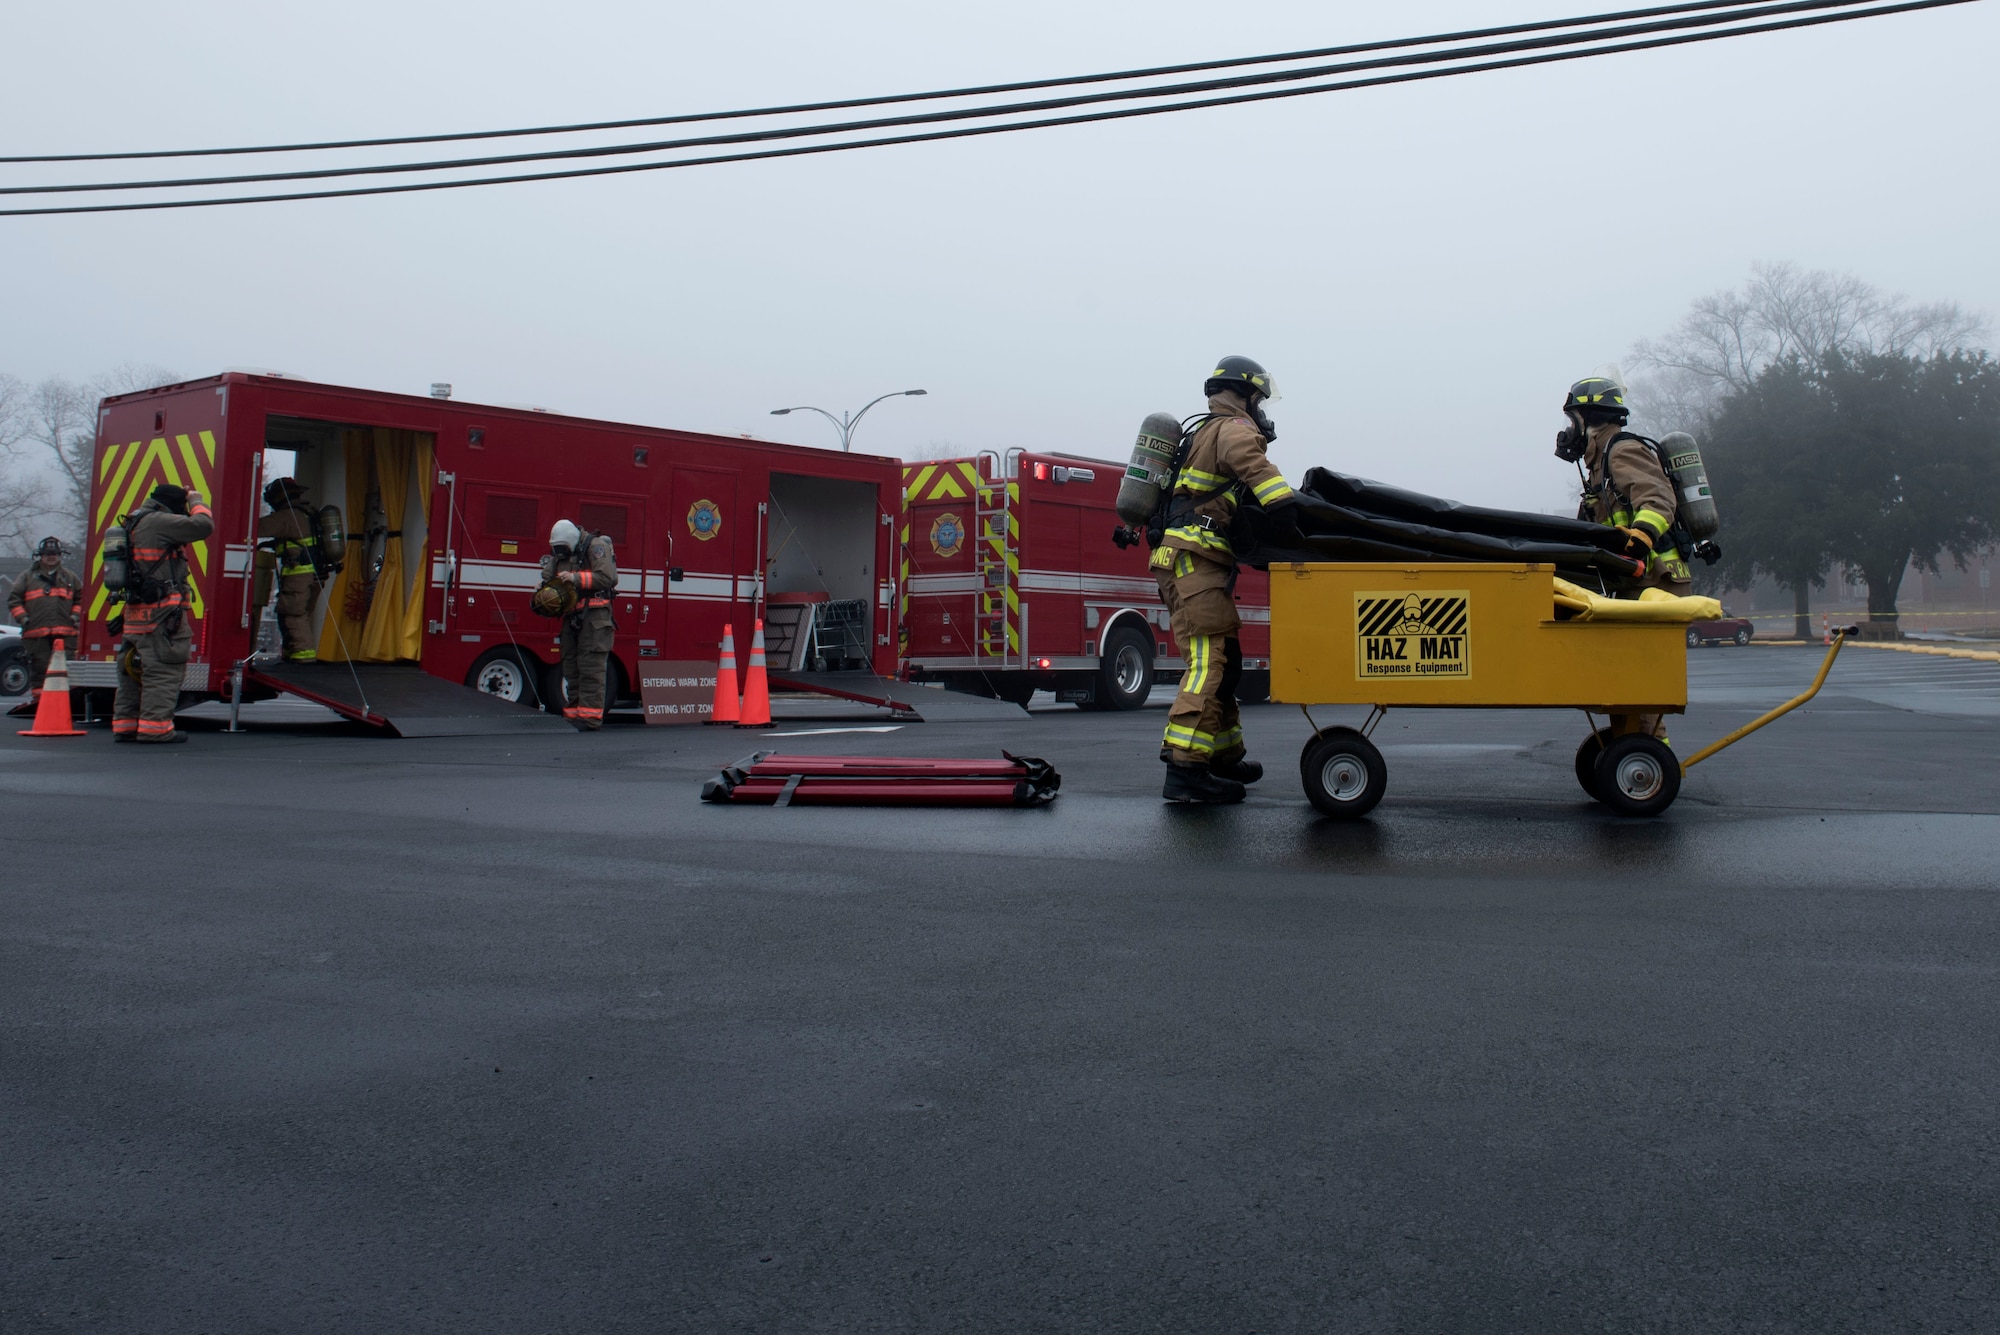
[0,0,1903,198]
[0,0,1811,164]
[0,0,1974,217]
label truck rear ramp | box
[245,662,570,738]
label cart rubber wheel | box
[1686,628,1703,648]
[1594,734,1681,817]
[1299,727,1387,818]
[1574,728,1614,802]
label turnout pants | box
[112,623,192,741]
[560,608,615,728]
[1155,550,1245,768]
[23,635,63,693]
[274,573,322,659]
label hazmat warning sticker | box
[1355,590,1471,680]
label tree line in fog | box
[1630,263,1995,628]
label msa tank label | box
[1355,591,1470,679]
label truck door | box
[667,468,741,660]
[904,462,982,662]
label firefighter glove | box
[1616,526,1655,556]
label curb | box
[1750,639,2000,663]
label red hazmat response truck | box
[899,450,1271,709]
[72,372,903,733]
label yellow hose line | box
[1680,633,1851,772]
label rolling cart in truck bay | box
[1269,562,1855,818]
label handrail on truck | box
[1678,627,1860,773]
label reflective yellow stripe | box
[1162,723,1217,755]
[1182,636,1212,694]
[1251,475,1294,504]
[1632,508,1671,538]
[1166,524,1234,555]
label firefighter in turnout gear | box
[8,536,83,697]
[1557,366,1692,742]
[112,483,214,744]
[547,519,616,730]
[256,477,323,661]
[1152,355,1297,804]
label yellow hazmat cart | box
[1269,562,1852,818]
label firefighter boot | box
[1210,750,1264,784]
[136,730,189,744]
[1208,751,1256,783]
[1163,762,1246,805]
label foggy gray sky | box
[4,0,1995,512]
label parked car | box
[0,623,26,697]
[1688,606,1756,648]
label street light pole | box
[770,388,926,452]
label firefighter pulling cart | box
[1270,561,1855,818]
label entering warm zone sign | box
[1354,591,1471,679]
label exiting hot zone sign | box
[1355,591,1471,680]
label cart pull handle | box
[1679,627,1859,773]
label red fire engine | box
[900,450,1271,709]
[72,372,902,730]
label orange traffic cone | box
[707,624,740,725]
[736,618,773,728]
[18,640,86,738]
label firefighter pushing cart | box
[1270,562,1854,818]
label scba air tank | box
[1657,432,1719,540]
[100,524,129,593]
[315,504,348,570]
[1115,411,1183,527]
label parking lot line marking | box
[766,726,906,737]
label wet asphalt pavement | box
[3,645,1998,1333]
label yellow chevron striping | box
[174,435,213,575]
[929,472,967,500]
[95,441,143,529]
[198,429,216,466]
[175,434,211,498]
[110,439,171,525]
[905,464,937,503]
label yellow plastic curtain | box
[317,428,434,662]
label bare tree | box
[1629,262,1989,431]
[12,363,178,541]
[0,373,46,553]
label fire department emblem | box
[686,499,722,541]
[930,512,965,558]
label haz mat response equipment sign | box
[1355,591,1471,679]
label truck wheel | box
[1733,628,1751,646]
[1594,735,1680,817]
[467,647,548,709]
[1686,628,1703,648]
[1574,728,1614,802]
[1299,727,1387,819]
[1087,624,1154,711]
[0,645,28,698]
